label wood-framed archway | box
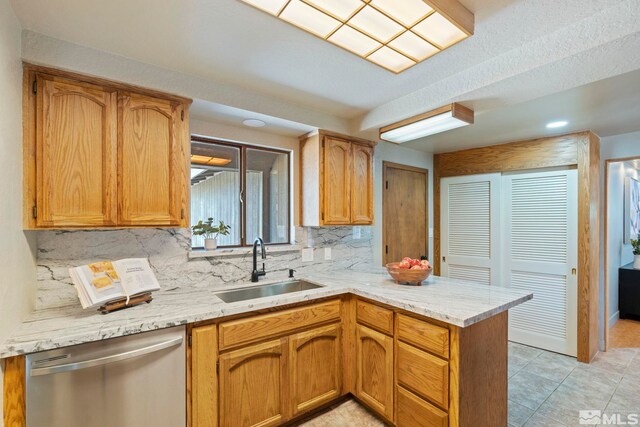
[433,131,600,363]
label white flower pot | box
[634,255,640,269]
[204,238,218,250]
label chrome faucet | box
[251,237,266,282]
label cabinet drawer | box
[219,300,341,350]
[397,386,448,427]
[356,300,393,335]
[397,314,449,359]
[397,341,449,409]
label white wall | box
[0,0,38,423]
[600,130,640,347]
[191,119,434,267]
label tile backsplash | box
[36,226,374,310]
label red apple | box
[410,265,423,270]
[398,260,411,269]
[409,259,421,267]
[402,257,412,263]
[420,260,431,268]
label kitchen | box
[2,1,640,427]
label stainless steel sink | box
[214,280,323,303]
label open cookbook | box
[69,258,161,309]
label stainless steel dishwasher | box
[26,326,186,427]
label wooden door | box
[191,325,218,427]
[36,75,117,227]
[382,162,428,265]
[289,324,342,416]
[219,339,288,427]
[322,136,351,224]
[351,143,374,224]
[355,324,394,421]
[118,93,185,226]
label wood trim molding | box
[3,356,26,427]
[433,131,600,363]
[23,63,192,105]
[298,129,377,148]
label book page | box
[114,258,161,299]
[72,261,127,307]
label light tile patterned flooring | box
[298,343,640,427]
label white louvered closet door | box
[502,169,578,356]
[441,174,502,286]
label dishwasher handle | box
[30,336,183,377]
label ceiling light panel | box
[389,31,439,61]
[329,25,381,57]
[238,0,473,73]
[369,0,432,27]
[280,0,341,38]
[368,46,415,73]
[305,0,363,21]
[413,12,467,48]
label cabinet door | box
[351,143,374,224]
[356,324,394,421]
[118,93,186,226]
[36,76,117,227]
[191,325,218,427]
[322,136,351,224]
[290,324,342,416]
[219,339,288,427]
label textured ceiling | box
[11,0,640,152]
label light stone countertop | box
[0,269,532,358]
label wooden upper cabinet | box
[35,76,118,227]
[299,130,375,227]
[289,324,342,416]
[323,136,351,224]
[219,339,288,427]
[118,93,186,226]
[23,65,191,229]
[351,143,374,224]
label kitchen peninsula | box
[2,269,531,427]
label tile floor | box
[297,343,640,427]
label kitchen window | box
[190,136,291,248]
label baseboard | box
[609,311,620,327]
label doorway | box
[382,162,428,265]
[604,156,640,350]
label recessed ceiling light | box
[237,0,473,73]
[379,103,474,143]
[243,119,267,127]
[546,120,568,129]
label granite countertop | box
[0,269,532,358]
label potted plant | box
[632,233,640,269]
[192,218,231,250]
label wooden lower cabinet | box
[219,339,288,427]
[289,323,342,415]
[396,386,448,427]
[355,324,394,421]
[396,341,449,410]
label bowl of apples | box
[386,258,432,286]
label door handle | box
[30,336,183,376]
[571,268,577,276]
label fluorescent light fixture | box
[237,0,473,73]
[546,120,568,129]
[243,118,266,127]
[379,103,474,143]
